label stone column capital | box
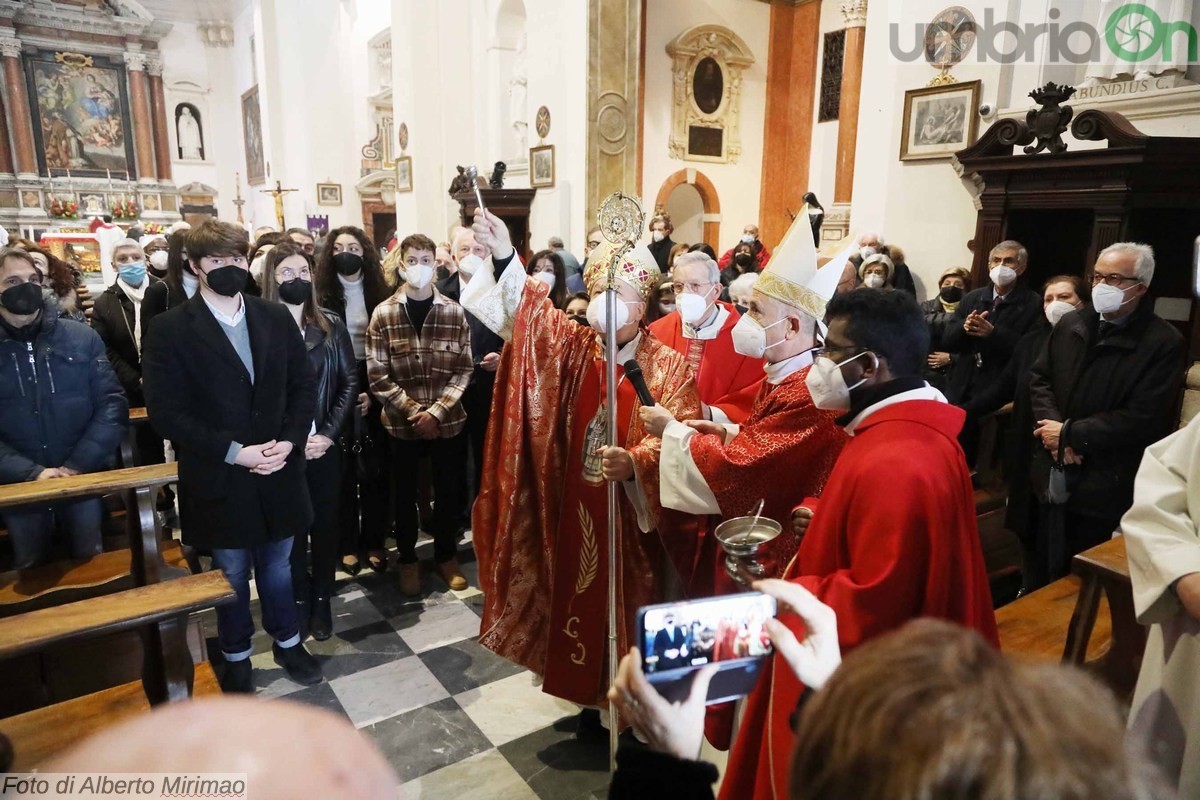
[841,0,867,27]
[124,51,147,72]
[144,55,163,76]
[0,35,23,59]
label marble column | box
[759,0,822,250]
[1,35,37,178]
[124,51,157,182]
[146,56,172,183]
[827,0,867,240]
[0,67,13,176]
[586,0,642,227]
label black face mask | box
[201,265,248,298]
[0,282,44,316]
[278,278,312,306]
[734,253,753,269]
[333,251,364,277]
[939,285,964,303]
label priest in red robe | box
[648,252,763,424]
[641,216,849,593]
[462,210,702,708]
[717,288,999,800]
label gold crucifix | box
[259,179,298,230]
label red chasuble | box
[473,280,702,707]
[648,302,763,423]
[685,366,847,594]
[717,400,1000,800]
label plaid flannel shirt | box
[366,289,472,440]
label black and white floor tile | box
[198,541,629,799]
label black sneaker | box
[273,641,323,685]
[220,658,254,694]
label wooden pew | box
[118,406,152,469]
[0,571,235,770]
[996,536,1143,699]
[0,463,181,592]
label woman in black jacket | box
[262,242,356,639]
[921,267,970,392]
[314,226,392,575]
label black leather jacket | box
[304,312,357,439]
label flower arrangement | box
[143,222,165,235]
[48,198,79,219]
[112,199,139,220]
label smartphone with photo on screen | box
[637,591,777,705]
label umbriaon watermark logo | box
[889,3,1200,66]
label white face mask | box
[652,230,666,243]
[863,274,886,289]
[148,250,169,271]
[731,313,788,360]
[741,234,756,244]
[458,253,483,277]
[805,351,874,412]
[586,293,635,334]
[534,271,556,290]
[1044,300,1077,326]
[1091,283,1137,315]
[676,286,715,325]
[859,245,877,260]
[989,265,1017,288]
[405,264,434,290]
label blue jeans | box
[2,497,103,570]
[211,538,301,661]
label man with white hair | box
[648,251,764,423]
[727,271,757,311]
[718,223,772,270]
[437,226,504,503]
[1028,242,1185,574]
[548,235,581,279]
[641,214,848,594]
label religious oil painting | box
[241,85,266,185]
[692,56,724,115]
[900,80,980,161]
[317,183,342,206]
[395,156,413,193]
[530,144,555,189]
[25,50,135,177]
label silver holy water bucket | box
[713,515,782,587]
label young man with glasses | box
[142,220,322,693]
[647,251,764,423]
[1028,242,1186,578]
[714,286,998,800]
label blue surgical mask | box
[118,262,147,286]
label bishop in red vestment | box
[717,289,999,800]
[644,214,848,593]
[462,212,702,706]
[647,252,763,424]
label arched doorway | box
[654,169,720,249]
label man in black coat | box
[439,227,504,506]
[943,240,1042,462]
[646,212,676,273]
[652,613,689,672]
[1028,243,1186,575]
[142,220,321,693]
[0,247,128,569]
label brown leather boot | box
[436,559,468,591]
[399,562,421,597]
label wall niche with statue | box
[666,25,755,164]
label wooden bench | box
[997,536,1142,699]
[117,406,153,469]
[0,463,181,587]
[0,571,235,770]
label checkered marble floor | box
[196,542,614,800]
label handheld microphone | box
[623,359,655,406]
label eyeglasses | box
[276,266,311,281]
[671,281,712,294]
[1090,271,1140,287]
[812,342,861,360]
